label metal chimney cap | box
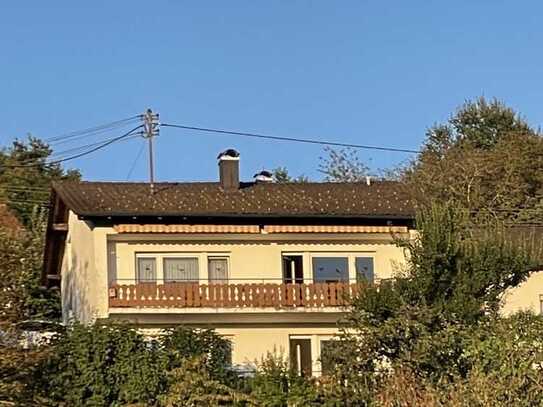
[217,149,240,160]
[254,170,274,183]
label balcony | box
[108,280,362,309]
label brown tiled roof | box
[52,181,414,219]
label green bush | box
[44,323,167,406]
[39,323,233,406]
[158,356,254,407]
[160,326,232,382]
[247,352,334,407]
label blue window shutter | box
[355,257,374,284]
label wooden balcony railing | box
[108,282,361,308]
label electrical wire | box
[48,133,144,160]
[125,140,147,181]
[49,119,141,147]
[2,125,144,168]
[44,115,141,143]
[161,123,420,154]
[9,132,145,167]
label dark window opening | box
[289,338,312,376]
[320,340,340,376]
[283,255,304,284]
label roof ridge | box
[53,179,401,186]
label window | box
[355,257,374,284]
[163,257,199,282]
[289,338,312,376]
[137,257,156,282]
[282,255,304,284]
[320,340,340,376]
[312,257,349,282]
[208,257,229,283]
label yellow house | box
[42,149,416,375]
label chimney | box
[253,170,274,183]
[217,149,240,191]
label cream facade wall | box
[501,270,543,315]
[60,214,543,371]
[216,326,341,374]
[61,211,113,323]
[60,215,411,369]
[109,233,409,284]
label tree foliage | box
[271,167,309,183]
[0,136,80,226]
[322,203,543,404]
[404,97,543,223]
[318,147,370,182]
[0,208,60,324]
[39,324,234,406]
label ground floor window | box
[289,337,312,376]
[319,339,340,375]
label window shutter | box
[208,258,229,283]
[137,258,156,282]
[355,257,374,284]
[164,258,199,282]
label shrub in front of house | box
[39,323,233,406]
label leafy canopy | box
[0,209,60,324]
[404,97,543,223]
[0,136,80,226]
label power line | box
[2,125,144,169]
[49,119,141,147]
[10,132,145,167]
[49,133,143,160]
[126,140,146,181]
[44,115,141,143]
[161,123,420,154]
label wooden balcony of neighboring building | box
[108,280,363,309]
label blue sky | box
[1,1,542,182]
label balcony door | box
[282,255,304,284]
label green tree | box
[271,167,309,183]
[403,97,543,223]
[0,208,60,323]
[327,203,543,393]
[0,136,80,226]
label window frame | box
[307,252,376,283]
[318,337,340,376]
[354,256,375,284]
[311,255,350,283]
[135,254,158,283]
[162,256,200,283]
[207,256,230,284]
[134,252,231,284]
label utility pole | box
[142,109,159,192]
